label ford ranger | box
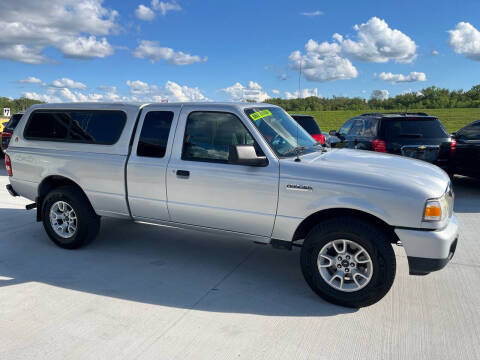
[5,102,459,307]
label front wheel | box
[300,216,396,308]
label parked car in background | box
[0,118,9,132]
[329,113,455,171]
[291,114,325,144]
[1,112,24,155]
[449,120,480,178]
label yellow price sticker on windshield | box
[249,109,272,121]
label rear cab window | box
[384,117,449,139]
[24,110,126,145]
[137,111,174,158]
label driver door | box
[166,106,279,238]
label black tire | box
[42,185,100,249]
[300,216,396,308]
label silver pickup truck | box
[5,102,458,307]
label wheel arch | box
[292,208,399,244]
[36,175,94,221]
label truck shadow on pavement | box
[0,211,355,317]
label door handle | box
[176,170,190,178]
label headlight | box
[423,194,449,222]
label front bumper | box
[395,214,459,275]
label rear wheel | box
[300,216,396,308]
[42,186,100,249]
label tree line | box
[266,85,480,111]
[0,97,43,115]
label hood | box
[281,148,449,198]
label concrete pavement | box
[0,168,479,360]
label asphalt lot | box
[0,166,479,360]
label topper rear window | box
[24,110,126,145]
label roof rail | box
[383,112,430,116]
[360,112,431,117]
[359,113,384,117]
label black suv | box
[329,113,455,170]
[450,120,480,178]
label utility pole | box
[298,58,302,99]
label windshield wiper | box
[282,146,306,157]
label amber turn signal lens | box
[425,206,441,218]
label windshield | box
[245,107,317,157]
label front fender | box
[271,193,393,241]
[304,195,391,224]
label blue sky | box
[2,0,480,102]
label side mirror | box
[229,145,268,167]
[329,130,338,137]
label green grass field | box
[292,108,480,133]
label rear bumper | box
[395,215,459,275]
[6,184,18,197]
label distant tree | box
[265,84,480,111]
[0,97,44,115]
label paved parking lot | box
[0,166,479,360]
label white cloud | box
[0,0,118,63]
[98,85,122,101]
[59,36,113,59]
[19,76,42,84]
[285,88,320,99]
[135,0,181,21]
[22,87,104,103]
[51,78,87,90]
[222,81,270,102]
[341,17,417,63]
[289,38,358,82]
[126,80,209,102]
[22,91,62,103]
[448,22,480,61]
[152,0,181,16]
[23,79,208,103]
[135,4,155,20]
[133,40,207,65]
[271,89,280,95]
[300,10,323,16]
[431,50,439,56]
[164,81,209,102]
[126,80,159,96]
[377,71,427,83]
[371,90,389,100]
[401,89,423,96]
